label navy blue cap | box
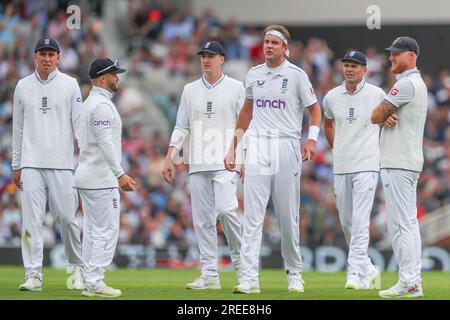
[340,50,367,66]
[89,58,126,79]
[197,41,225,56]
[35,38,60,53]
[385,36,420,56]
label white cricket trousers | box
[241,138,303,281]
[380,169,422,286]
[189,170,242,276]
[334,172,378,276]
[78,188,120,286]
[20,168,82,277]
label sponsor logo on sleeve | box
[93,120,112,126]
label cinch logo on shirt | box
[93,120,112,126]
[256,99,286,109]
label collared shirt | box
[341,78,366,95]
[324,79,385,174]
[34,68,59,85]
[245,59,317,140]
[201,73,225,89]
[91,85,113,100]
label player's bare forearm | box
[231,99,253,152]
[371,99,396,124]
[308,103,322,129]
[224,100,252,171]
[324,118,335,149]
[300,103,321,161]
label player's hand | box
[301,140,316,161]
[12,170,21,189]
[162,158,175,184]
[239,164,245,183]
[384,113,400,128]
[224,148,236,171]
[118,174,136,192]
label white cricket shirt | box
[75,86,124,189]
[323,79,385,174]
[380,68,427,172]
[169,74,245,174]
[245,59,317,140]
[12,68,82,170]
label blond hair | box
[262,24,291,44]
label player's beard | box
[107,79,118,92]
[390,59,405,74]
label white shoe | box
[186,275,221,290]
[19,272,42,292]
[233,279,260,294]
[82,282,122,298]
[66,265,84,290]
[362,265,380,289]
[379,282,423,298]
[287,273,304,293]
[345,274,363,289]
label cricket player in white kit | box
[12,38,84,291]
[75,58,136,298]
[162,41,244,290]
[323,50,384,290]
[225,25,322,294]
[371,37,426,298]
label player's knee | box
[58,213,76,226]
[216,210,237,221]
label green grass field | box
[1,266,449,300]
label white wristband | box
[307,125,320,142]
